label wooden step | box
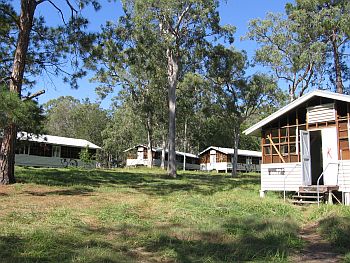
[298,190,326,194]
[299,185,339,192]
[292,200,319,205]
[292,195,324,199]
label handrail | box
[283,163,300,202]
[317,162,339,207]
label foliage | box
[0,0,99,90]
[205,44,285,175]
[102,103,146,165]
[79,146,93,166]
[43,96,108,146]
[0,86,44,134]
[88,0,236,177]
[285,0,350,93]
[246,12,326,100]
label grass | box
[0,167,347,262]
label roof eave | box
[243,90,350,136]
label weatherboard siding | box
[15,154,87,168]
[337,160,350,192]
[261,162,302,191]
[307,103,335,124]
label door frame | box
[300,130,312,186]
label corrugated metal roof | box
[244,90,350,136]
[198,146,262,157]
[18,132,101,149]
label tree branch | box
[65,0,78,19]
[47,0,67,25]
[21,90,45,101]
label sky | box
[29,0,291,108]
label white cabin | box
[244,90,350,205]
[198,146,261,173]
[0,132,101,168]
[124,145,200,170]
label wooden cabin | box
[244,90,350,205]
[198,146,262,173]
[0,132,101,168]
[124,145,200,170]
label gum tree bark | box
[231,123,241,177]
[167,48,179,178]
[0,0,36,184]
[331,30,344,94]
[146,113,153,168]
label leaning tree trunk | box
[166,48,179,178]
[0,0,36,184]
[331,30,343,94]
[146,112,153,168]
[231,124,241,177]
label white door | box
[321,128,338,185]
[300,130,312,185]
[137,147,144,160]
[209,150,216,170]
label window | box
[52,145,61,157]
[29,142,52,157]
[61,146,80,159]
[15,142,30,155]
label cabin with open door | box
[244,90,350,205]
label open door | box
[300,130,312,185]
[321,128,338,185]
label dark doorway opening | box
[310,130,323,185]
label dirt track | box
[292,223,343,263]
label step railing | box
[283,163,301,202]
[317,162,339,207]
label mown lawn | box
[0,167,348,262]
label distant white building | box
[0,132,101,168]
[124,145,200,170]
[198,146,262,173]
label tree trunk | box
[146,113,153,168]
[167,48,179,178]
[183,118,187,171]
[231,124,241,177]
[0,125,17,184]
[161,133,166,169]
[0,0,36,184]
[289,84,296,102]
[331,31,343,94]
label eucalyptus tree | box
[92,0,235,177]
[246,12,326,101]
[207,45,283,176]
[286,0,350,94]
[89,13,168,168]
[0,0,100,184]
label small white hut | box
[244,90,350,205]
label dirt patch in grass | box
[292,222,344,262]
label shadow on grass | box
[0,230,134,263]
[318,216,350,253]
[142,216,301,262]
[0,214,301,262]
[24,186,94,196]
[15,167,260,196]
